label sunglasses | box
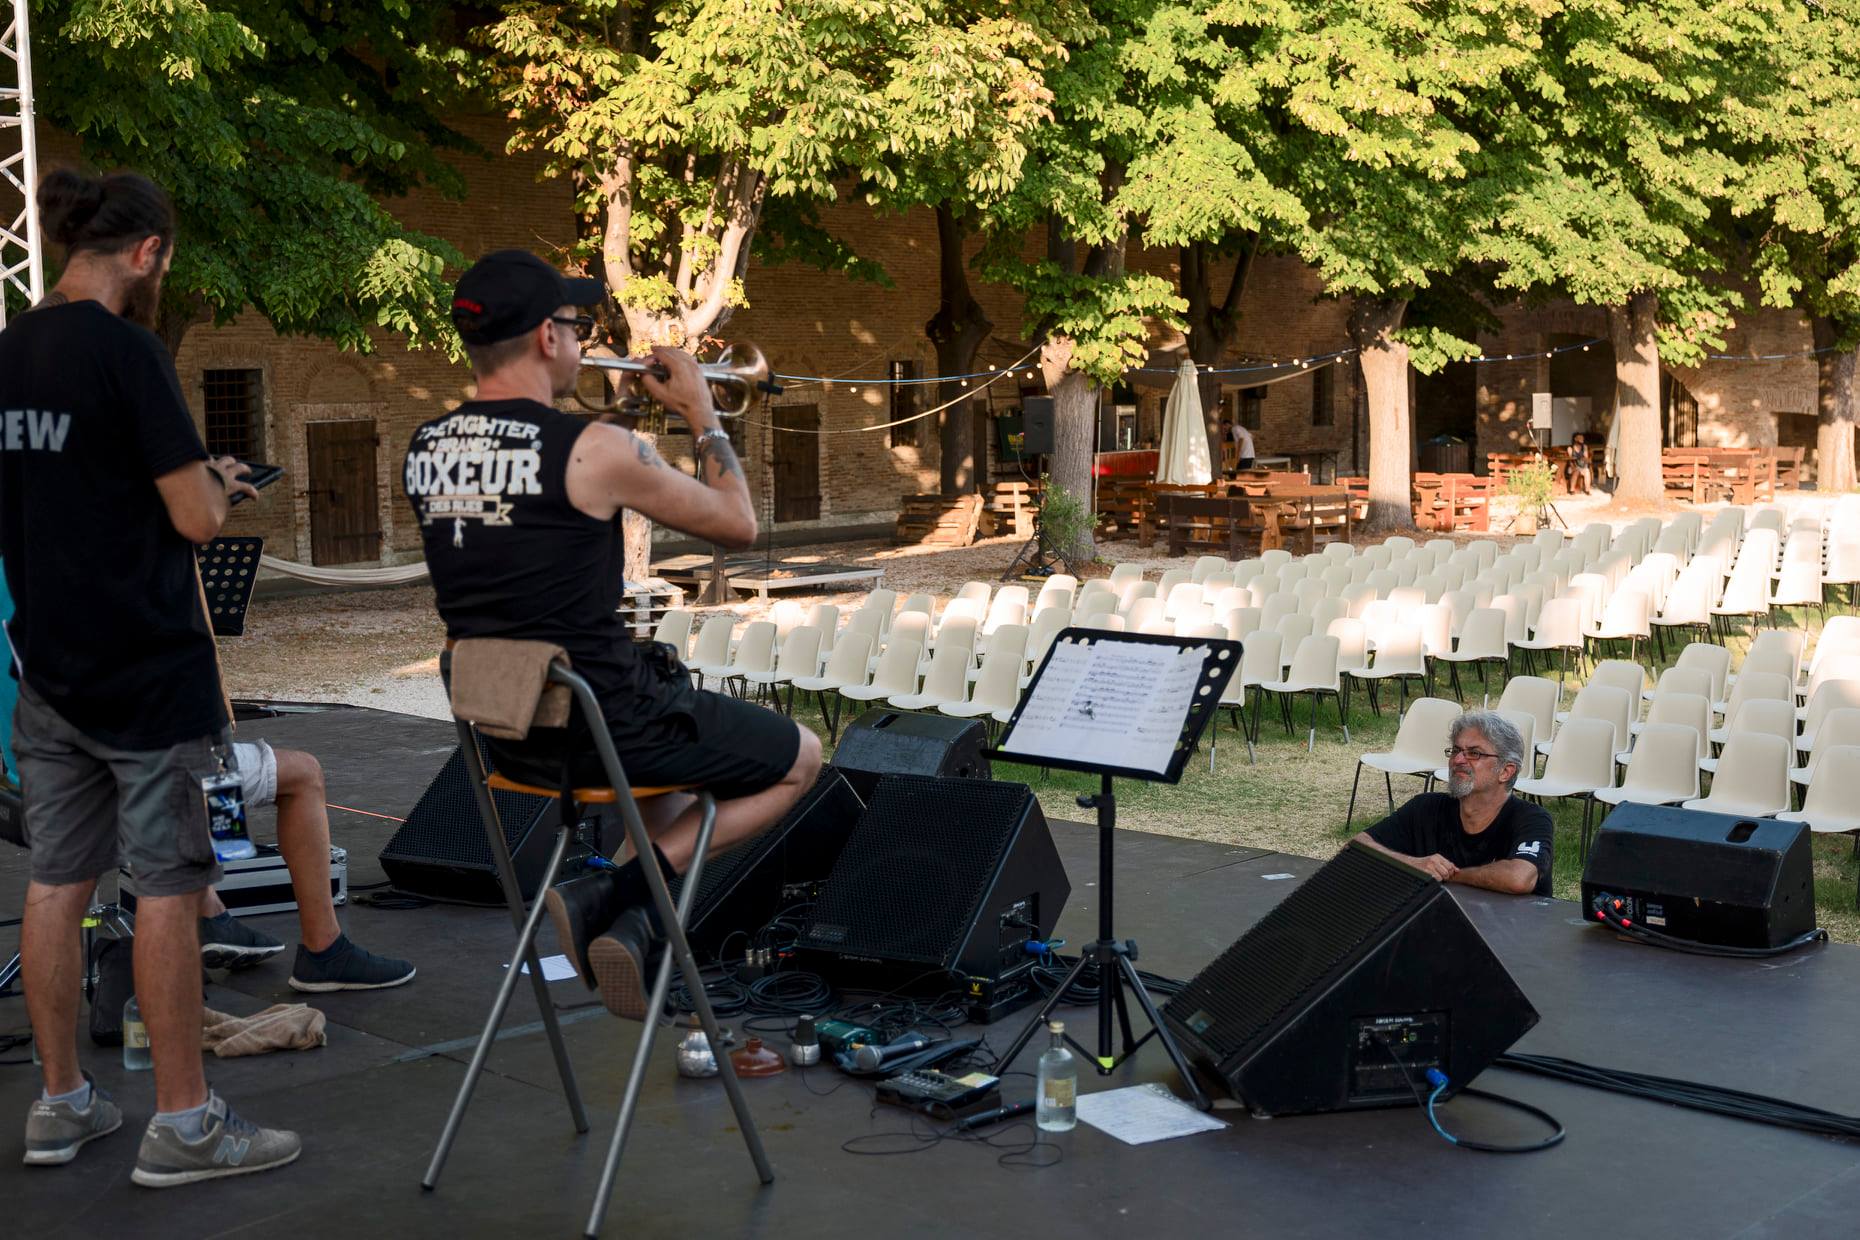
[550,314,596,342]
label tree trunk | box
[1181,235,1259,468]
[1348,296,1415,531]
[1608,290,1663,503]
[928,205,992,496]
[1041,337,1097,566]
[1814,317,1858,494]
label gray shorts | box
[12,679,226,897]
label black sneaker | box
[585,907,658,1021]
[287,935,416,992]
[198,912,286,970]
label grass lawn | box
[793,601,1860,945]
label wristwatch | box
[694,426,732,452]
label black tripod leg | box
[997,950,1097,1070]
[1116,953,1210,1111]
[1111,962,1138,1060]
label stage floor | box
[4,705,1859,1238]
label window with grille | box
[1237,386,1265,431]
[1311,365,1334,427]
[202,369,263,458]
[889,360,919,448]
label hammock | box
[258,555,430,587]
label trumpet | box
[575,342,774,418]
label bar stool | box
[425,646,772,1238]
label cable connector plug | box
[1424,1068,1449,1090]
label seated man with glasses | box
[1352,709,1552,895]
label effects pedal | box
[875,1069,1002,1119]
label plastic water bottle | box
[1036,1020,1077,1132]
[122,995,152,1071]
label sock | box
[152,1098,212,1142]
[43,1080,92,1111]
[597,843,676,937]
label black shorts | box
[488,688,800,801]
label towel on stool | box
[202,1004,328,1057]
[449,638,573,739]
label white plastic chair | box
[805,603,840,664]
[1793,708,1860,789]
[840,638,922,706]
[1685,732,1791,817]
[686,614,738,685]
[1540,683,1632,763]
[1253,634,1346,753]
[1619,692,1707,769]
[1653,643,1730,709]
[1108,562,1144,587]
[1346,697,1461,830]
[1594,723,1701,810]
[1799,680,1860,749]
[1779,746,1860,834]
[791,631,872,741]
[1512,596,1585,685]
[1497,675,1560,767]
[1354,624,1432,716]
[1433,607,1509,705]
[1221,629,1283,765]
[1709,674,1793,745]
[889,642,970,711]
[651,608,694,658]
[940,643,1023,730]
[739,624,822,714]
[720,620,778,699]
[1701,698,1796,777]
[1515,716,1617,861]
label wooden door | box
[307,420,382,565]
[772,405,821,522]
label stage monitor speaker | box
[378,741,612,906]
[831,710,990,800]
[1020,396,1055,455]
[669,765,865,960]
[1162,842,1537,1117]
[1581,803,1815,949]
[797,774,1069,1021]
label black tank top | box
[403,398,689,721]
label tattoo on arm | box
[632,433,661,469]
[698,435,744,483]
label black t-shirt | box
[403,399,693,726]
[1366,791,1554,895]
[0,300,226,749]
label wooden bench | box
[1139,483,1225,546]
[1413,473,1492,532]
[981,480,1040,539]
[1254,486,1352,554]
[894,493,982,546]
[1095,478,1152,537]
[1158,493,1281,557]
[1662,449,1776,505]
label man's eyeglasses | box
[1443,747,1499,763]
[550,314,596,342]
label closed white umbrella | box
[1156,357,1213,484]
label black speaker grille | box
[379,741,550,870]
[799,775,1026,968]
[1164,845,1432,1060]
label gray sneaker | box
[199,911,286,969]
[287,934,417,992]
[131,1092,301,1188]
[23,1074,122,1166]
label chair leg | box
[585,793,773,1237]
[424,732,590,1192]
[1307,690,1318,752]
[1347,762,1364,831]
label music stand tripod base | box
[987,629,1242,1111]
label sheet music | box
[1002,636,1210,775]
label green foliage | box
[1502,458,1556,511]
[1038,475,1092,568]
[35,0,472,354]
[482,0,1069,344]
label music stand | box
[987,629,1240,1109]
[197,537,264,637]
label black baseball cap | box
[450,250,603,345]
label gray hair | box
[1451,710,1525,788]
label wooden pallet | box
[894,493,984,546]
[619,577,685,640]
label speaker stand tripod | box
[995,771,1210,1109]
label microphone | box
[852,1034,931,1072]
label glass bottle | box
[122,994,152,1071]
[1036,1020,1077,1132]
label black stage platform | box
[5,706,1860,1238]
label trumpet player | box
[402,250,821,1019]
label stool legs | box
[423,727,590,1192]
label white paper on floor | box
[502,953,578,982]
[1075,1083,1228,1145]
